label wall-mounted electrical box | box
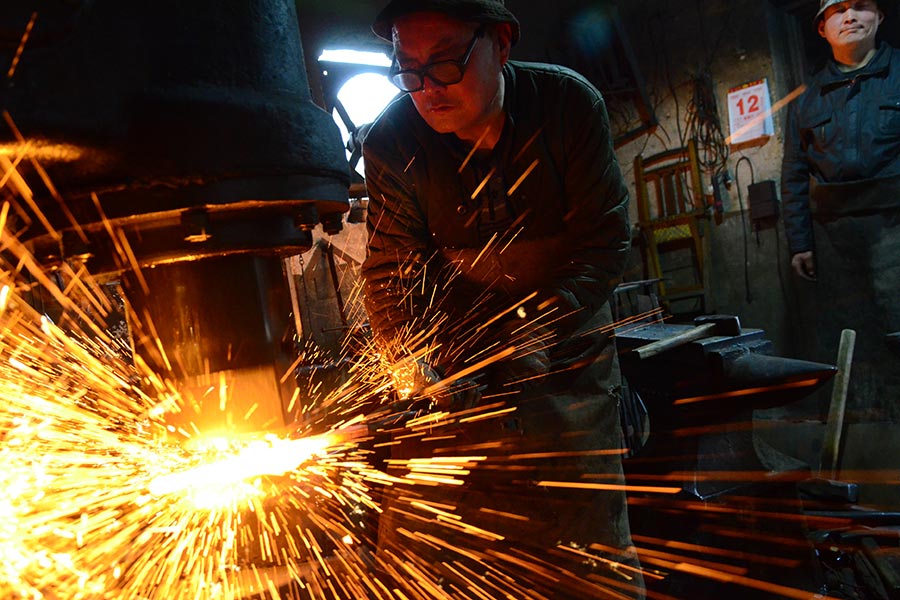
[748,180,779,231]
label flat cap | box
[372,0,520,45]
[815,0,882,23]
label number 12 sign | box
[726,78,774,146]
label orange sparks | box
[6,12,37,80]
[537,480,682,495]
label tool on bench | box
[633,314,742,360]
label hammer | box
[634,315,742,360]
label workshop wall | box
[507,0,811,361]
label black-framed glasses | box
[389,27,485,93]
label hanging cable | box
[685,71,729,174]
[734,156,755,304]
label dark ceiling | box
[296,0,389,57]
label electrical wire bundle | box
[684,70,729,175]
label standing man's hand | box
[791,251,817,281]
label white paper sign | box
[726,78,774,145]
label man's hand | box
[491,346,551,392]
[390,359,482,412]
[486,320,552,393]
[391,359,441,402]
[791,251,817,281]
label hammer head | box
[693,314,742,336]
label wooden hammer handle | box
[633,322,716,360]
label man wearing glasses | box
[361,1,643,597]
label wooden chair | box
[634,139,708,318]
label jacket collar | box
[820,42,892,88]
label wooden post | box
[820,328,856,479]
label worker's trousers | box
[810,208,900,418]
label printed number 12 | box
[737,95,759,116]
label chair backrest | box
[634,139,704,224]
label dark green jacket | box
[781,43,900,255]
[362,63,641,577]
[361,60,630,378]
